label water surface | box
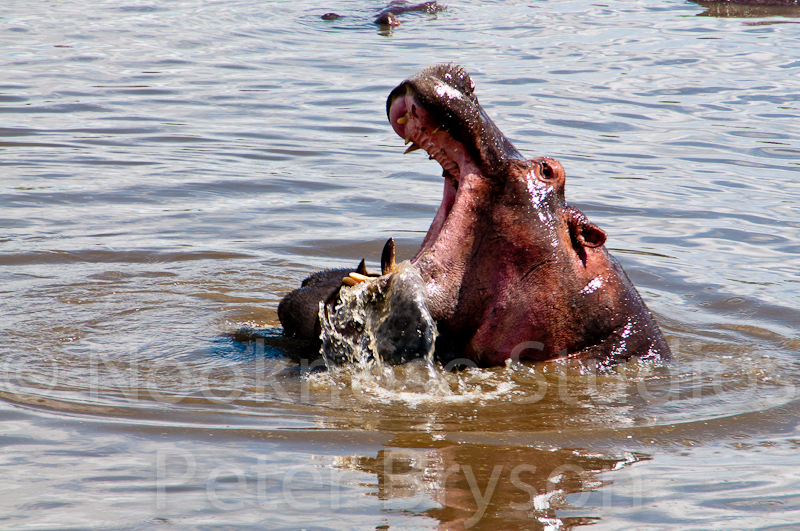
[2,1,800,529]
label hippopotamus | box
[321,1,445,27]
[690,0,800,17]
[374,1,444,25]
[279,64,671,367]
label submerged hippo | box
[374,1,445,25]
[322,1,445,27]
[279,64,670,366]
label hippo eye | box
[540,161,554,180]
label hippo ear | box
[568,207,606,249]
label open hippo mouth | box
[386,64,522,263]
[278,64,670,366]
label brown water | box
[2,1,800,529]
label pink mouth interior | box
[388,90,478,262]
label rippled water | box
[2,1,800,529]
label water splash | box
[319,260,438,368]
[317,260,489,404]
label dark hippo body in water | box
[690,0,800,17]
[322,1,445,27]
[279,64,671,367]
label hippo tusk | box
[381,237,396,275]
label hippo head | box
[277,64,669,367]
[385,64,669,365]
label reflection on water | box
[344,443,644,531]
[2,0,800,529]
[2,326,800,528]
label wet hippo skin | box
[321,1,445,26]
[279,64,671,367]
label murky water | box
[2,0,799,529]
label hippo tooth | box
[342,276,357,286]
[348,272,369,282]
[397,115,408,124]
[381,237,396,275]
[404,143,422,154]
[405,136,412,145]
[431,125,441,134]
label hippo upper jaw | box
[387,93,472,262]
[387,64,522,176]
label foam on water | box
[309,360,523,407]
